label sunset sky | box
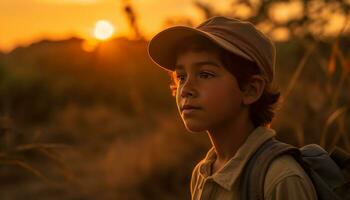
[1,0,349,53]
[1,0,206,53]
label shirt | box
[190,126,317,200]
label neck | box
[206,110,255,164]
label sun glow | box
[93,20,115,41]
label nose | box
[180,77,197,98]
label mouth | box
[181,105,202,113]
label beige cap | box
[148,16,276,82]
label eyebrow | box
[174,61,221,70]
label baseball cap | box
[148,16,276,82]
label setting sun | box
[93,20,115,41]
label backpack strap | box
[240,138,300,200]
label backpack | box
[240,138,350,200]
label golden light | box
[81,39,99,52]
[269,1,303,24]
[93,20,115,41]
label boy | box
[148,16,316,199]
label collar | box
[198,126,276,191]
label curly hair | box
[169,36,281,127]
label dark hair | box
[169,36,281,127]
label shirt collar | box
[198,126,276,191]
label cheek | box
[204,85,243,112]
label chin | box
[183,122,208,133]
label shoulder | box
[264,155,317,199]
[264,155,308,187]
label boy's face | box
[174,49,245,133]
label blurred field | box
[1,0,350,199]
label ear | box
[242,75,266,105]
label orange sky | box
[0,0,205,53]
[1,0,349,53]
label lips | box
[181,104,201,112]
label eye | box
[199,72,214,79]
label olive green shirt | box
[190,126,317,200]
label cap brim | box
[148,26,253,71]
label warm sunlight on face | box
[93,20,115,41]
